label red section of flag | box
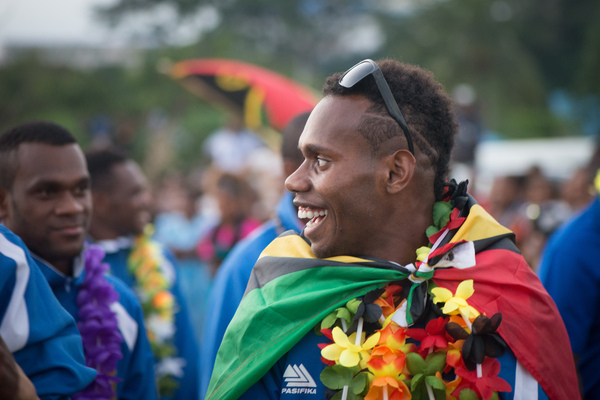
[433,248,580,400]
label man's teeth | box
[298,209,327,220]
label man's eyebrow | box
[303,143,335,156]
[29,176,90,189]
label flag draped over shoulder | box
[207,232,413,400]
[207,198,580,400]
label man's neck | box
[34,255,74,277]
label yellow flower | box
[143,273,168,293]
[594,169,600,195]
[431,280,479,322]
[321,327,381,367]
[416,246,431,262]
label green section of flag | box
[206,263,410,400]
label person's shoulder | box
[547,200,598,249]
[215,221,279,281]
[104,274,143,311]
[0,225,27,254]
[225,222,278,260]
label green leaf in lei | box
[346,298,361,314]
[459,388,499,400]
[425,201,454,240]
[350,372,370,396]
[432,201,453,228]
[320,364,370,399]
[406,352,447,400]
[321,306,354,330]
[320,364,360,389]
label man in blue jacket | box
[86,147,199,400]
[200,111,310,398]
[0,224,95,399]
[0,121,158,399]
[538,154,600,400]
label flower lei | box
[74,244,124,400]
[128,224,180,397]
[318,181,511,400]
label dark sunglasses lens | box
[339,61,377,88]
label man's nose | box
[285,161,309,193]
[55,192,86,215]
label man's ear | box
[0,189,9,222]
[0,188,10,223]
[386,150,416,194]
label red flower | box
[319,328,336,366]
[452,358,511,400]
[405,317,449,356]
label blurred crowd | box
[482,163,596,269]
[148,121,283,336]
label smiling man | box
[0,121,157,399]
[207,59,580,400]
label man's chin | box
[310,243,335,259]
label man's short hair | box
[322,59,457,200]
[0,121,77,189]
[281,111,310,166]
[85,147,129,190]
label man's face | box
[101,161,152,237]
[285,95,391,259]
[0,143,91,264]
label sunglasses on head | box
[338,59,415,155]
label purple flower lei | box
[73,245,124,400]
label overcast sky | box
[0,0,116,46]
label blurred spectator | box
[196,172,262,275]
[517,167,572,267]
[203,115,265,173]
[88,114,113,148]
[561,166,595,212]
[199,111,310,398]
[153,172,218,337]
[486,175,524,230]
[451,84,483,189]
[86,147,199,400]
[538,145,600,399]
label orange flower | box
[153,290,174,310]
[378,322,407,350]
[366,355,411,400]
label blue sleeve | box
[0,226,96,399]
[200,223,277,399]
[538,226,594,356]
[163,248,200,400]
[107,276,158,400]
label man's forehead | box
[110,160,148,190]
[299,95,370,148]
[15,142,88,180]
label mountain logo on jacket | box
[281,364,317,394]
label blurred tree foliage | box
[96,0,600,138]
[1,0,598,171]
